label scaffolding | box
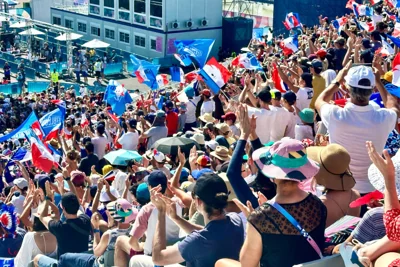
[223,0,253,17]
[0,11,74,68]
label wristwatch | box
[331,80,340,87]
[93,229,100,233]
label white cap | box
[13,178,28,189]
[205,140,219,151]
[99,186,120,202]
[154,150,166,163]
[190,133,205,145]
[345,66,375,89]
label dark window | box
[104,0,114,7]
[150,0,162,18]
[105,28,115,39]
[52,17,61,25]
[134,0,146,13]
[120,32,130,43]
[78,22,87,32]
[65,19,73,29]
[150,38,156,50]
[135,35,145,47]
[90,0,99,5]
[119,0,129,10]
[91,26,100,36]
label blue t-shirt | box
[178,213,244,267]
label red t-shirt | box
[166,111,179,136]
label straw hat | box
[307,144,355,190]
[215,123,231,135]
[210,146,231,162]
[48,139,61,149]
[199,113,215,123]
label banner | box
[40,108,65,136]
[156,36,163,52]
[0,82,22,95]
[167,38,176,54]
[0,112,38,142]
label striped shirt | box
[352,207,385,243]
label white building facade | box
[47,0,222,64]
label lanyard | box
[269,199,323,259]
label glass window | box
[90,0,99,4]
[150,39,156,50]
[119,11,130,21]
[91,26,100,36]
[135,35,145,47]
[120,32,130,43]
[105,28,115,39]
[104,8,114,17]
[150,0,162,18]
[78,22,87,33]
[134,0,145,13]
[89,5,100,14]
[104,0,114,8]
[65,19,73,29]
[119,0,129,10]
[52,17,61,25]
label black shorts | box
[95,71,101,77]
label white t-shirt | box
[118,131,139,151]
[200,100,215,116]
[91,136,108,159]
[320,102,397,193]
[296,87,314,111]
[270,107,295,141]
[185,97,200,124]
[247,106,276,144]
[295,124,314,141]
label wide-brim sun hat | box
[252,139,319,182]
[306,144,355,190]
[199,113,215,123]
[369,152,400,198]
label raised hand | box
[366,141,395,182]
[177,146,186,165]
[232,198,254,218]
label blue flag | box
[4,147,31,183]
[130,54,142,72]
[170,66,182,82]
[174,39,215,67]
[104,80,134,116]
[0,112,38,142]
[388,34,400,48]
[40,108,65,136]
[158,95,164,110]
[385,83,400,98]
[174,53,192,67]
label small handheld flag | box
[199,57,232,95]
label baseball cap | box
[190,133,205,145]
[153,150,167,163]
[283,91,297,104]
[165,101,174,108]
[299,108,315,124]
[345,66,375,89]
[128,119,137,128]
[316,49,327,58]
[136,183,150,202]
[184,86,194,98]
[202,89,211,97]
[156,110,166,118]
[221,112,236,122]
[193,173,229,207]
[13,178,28,189]
[170,167,190,182]
[196,155,211,167]
[270,89,282,100]
[307,59,323,70]
[99,186,120,202]
[145,170,167,189]
[205,140,219,151]
[71,171,86,187]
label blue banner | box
[40,108,65,136]
[174,39,215,67]
[0,83,22,95]
[0,112,38,142]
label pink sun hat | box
[252,139,320,182]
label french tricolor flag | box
[81,114,89,127]
[359,21,375,32]
[280,36,298,56]
[51,99,66,109]
[271,63,288,93]
[156,74,169,89]
[370,0,382,6]
[199,57,232,95]
[393,53,400,87]
[346,0,355,9]
[332,17,348,29]
[231,53,261,70]
[27,133,58,173]
[393,22,400,38]
[44,124,61,143]
[135,66,149,83]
